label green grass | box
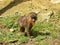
[0,32,29,45]
[0,11,60,45]
[42,42,49,45]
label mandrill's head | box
[28,12,38,22]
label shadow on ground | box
[0,0,30,15]
[30,30,50,38]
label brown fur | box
[18,12,37,38]
[0,41,6,45]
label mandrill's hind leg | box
[20,27,25,36]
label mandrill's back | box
[18,15,27,27]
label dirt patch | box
[20,40,36,45]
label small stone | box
[10,28,14,32]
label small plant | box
[34,35,46,42]
[42,42,49,45]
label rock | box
[10,28,14,32]
[37,10,54,22]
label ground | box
[0,0,60,45]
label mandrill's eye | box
[33,17,37,19]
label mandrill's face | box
[29,12,37,22]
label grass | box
[0,11,60,45]
[0,0,60,45]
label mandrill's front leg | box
[25,24,31,38]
